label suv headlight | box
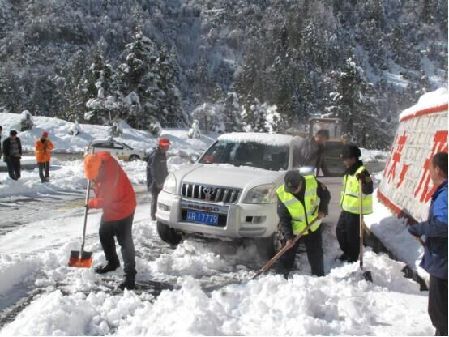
[242,184,277,204]
[163,173,177,194]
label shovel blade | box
[68,250,93,268]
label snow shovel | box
[68,169,93,268]
[357,181,373,282]
[252,218,319,279]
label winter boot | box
[95,261,120,274]
[118,274,135,290]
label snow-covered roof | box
[400,87,448,121]
[217,132,296,146]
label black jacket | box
[277,176,331,240]
[146,147,168,188]
[343,160,374,195]
[2,137,22,161]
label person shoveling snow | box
[84,151,137,290]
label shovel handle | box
[80,179,91,255]
[358,179,365,270]
[80,147,95,256]
[252,218,319,279]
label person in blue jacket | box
[409,151,448,336]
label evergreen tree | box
[84,50,117,125]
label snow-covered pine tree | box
[117,31,184,129]
[84,49,117,125]
[157,47,184,127]
[63,51,89,122]
[223,92,243,132]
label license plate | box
[186,210,219,226]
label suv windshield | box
[199,140,289,171]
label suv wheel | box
[129,154,140,161]
[156,221,182,246]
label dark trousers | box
[99,212,136,276]
[151,184,162,220]
[429,275,448,336]
[336,211,361,262]
[5,156,21,180]
[279,226,324,277]
[38,161,50,182]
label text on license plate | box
[186,210,219,225]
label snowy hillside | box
[0,113,213,154]
[0,0,447,148]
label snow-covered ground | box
[365,192,428,284]
[0,192,433,336]
[0,114,432,336]
[0,166,433,335]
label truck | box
[308,117,346,177]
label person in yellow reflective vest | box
[277,170,331,278]
[336,144,373,262]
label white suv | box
[85,139,145,161]
[155,132,310,253]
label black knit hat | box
[340,144,361,159]
[284,170,304,193]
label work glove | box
[88,198,104,209]
[408,224,422,238]
[318,211,327,219]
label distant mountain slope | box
[0,0,446,147]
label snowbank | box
[0,113,214,155]
[0,255,432,336]
[400,87,448,120]
[0,159,141,199]
[365,190,428,283]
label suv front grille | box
[181,183,241,204]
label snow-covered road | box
[0,172,434,335]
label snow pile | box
[0,158,86,199]
[365,191,428,282]
[1,260,432,336]
[0,255,42,297]
[0,113,214,154]
[0,290,148,336]
[0,159,151,199]
[400,87,448,120]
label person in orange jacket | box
[35,131,54,183]
[84,151,137,290]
